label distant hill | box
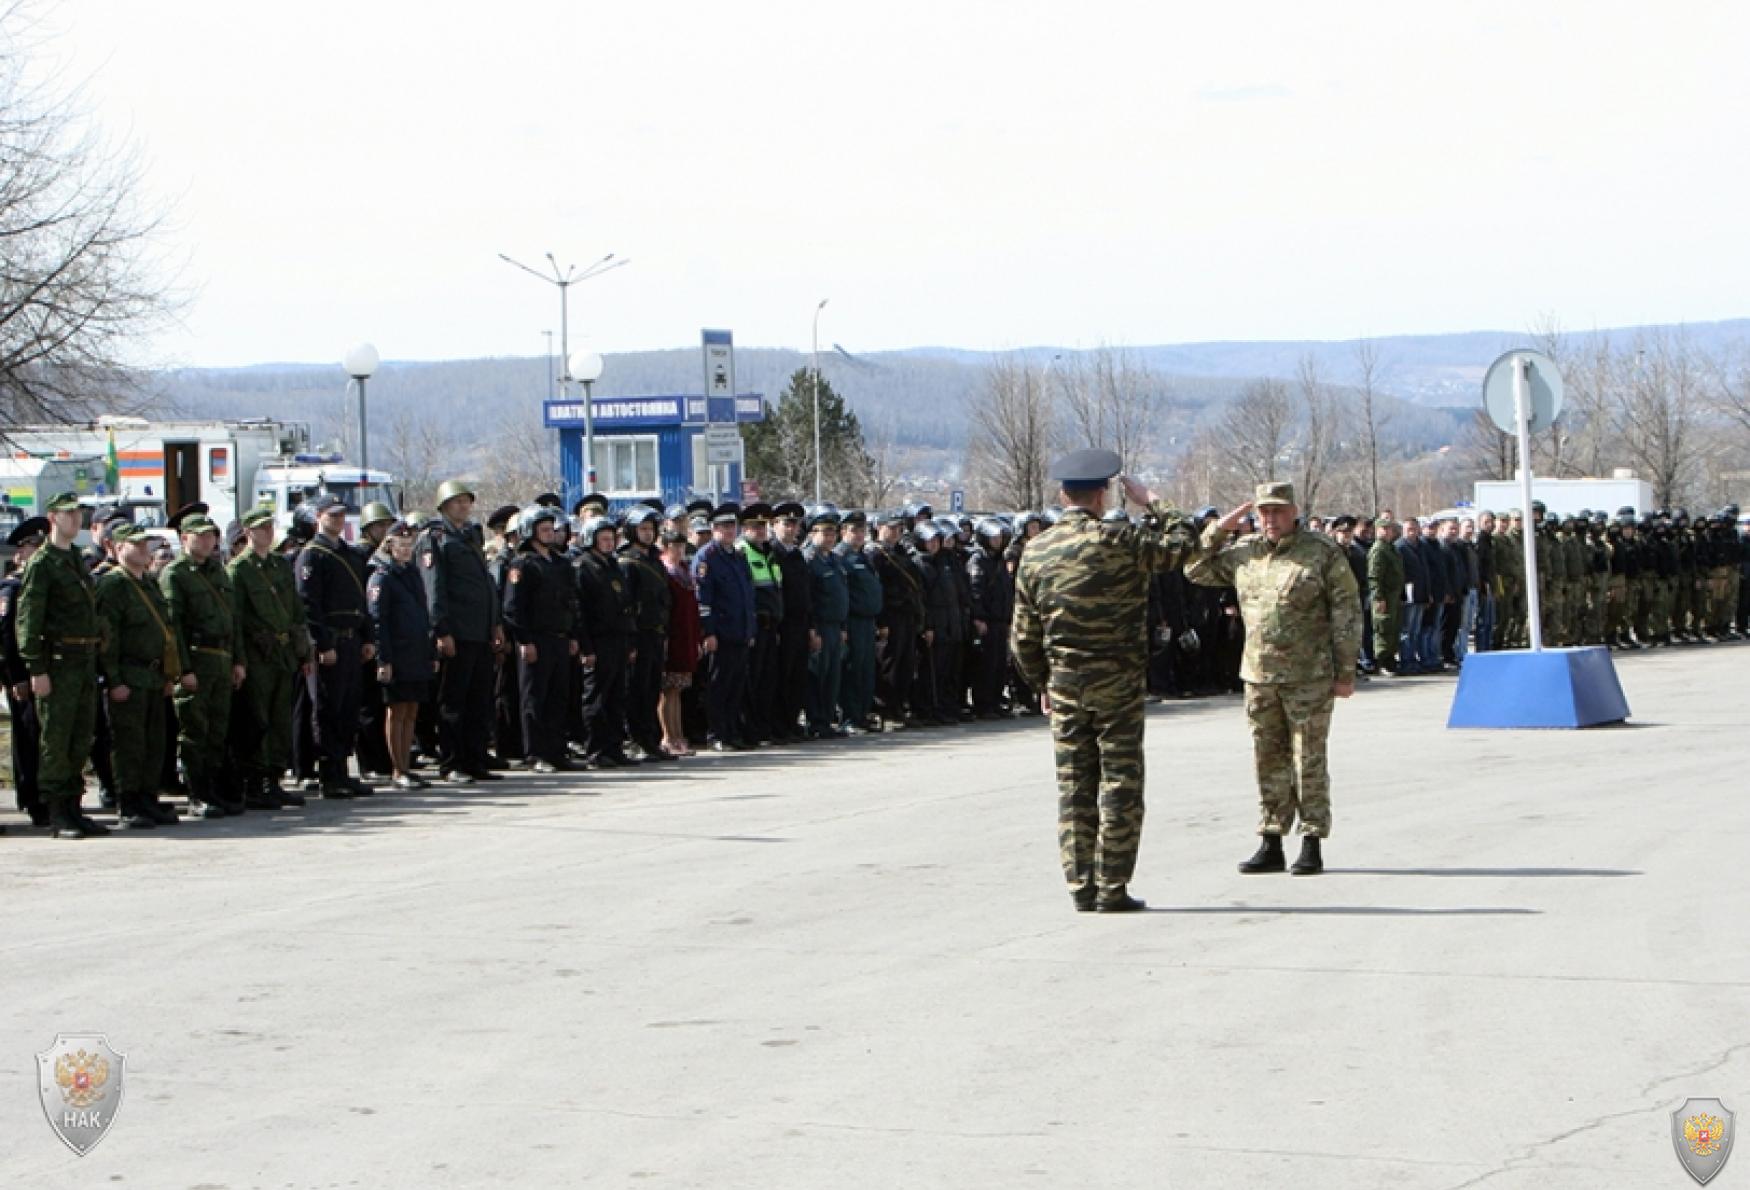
[139,317,1749,468]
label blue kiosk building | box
[543,393,764,510]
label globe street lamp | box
[812,298,829,503]
[569,350,605,490]
[343,342,380,469]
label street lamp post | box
[812,298,829,503]
[498,251,628,496]
[569,350,605,491]
[343,343,380,469]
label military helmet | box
[517,504,559,539]
[580,514,617,545]
[434,479,475,508]
[1102,508,1132,524]
[974,516,1008,540]
[913,520,942,543]
[1530,500,1546,514]
[360,501,397,530]
[623,505,661,531]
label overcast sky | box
[43,0,1750,369]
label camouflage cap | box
[43,490,81,513]
[242,507,276,530]
[1254,481,1296,508]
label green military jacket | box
[15,542,101,675]
[229,549,311,671]
[96,568,185,690]
[1010,499,1194,693]
[162,552,243,660]
[1187,523,1362,685]
[1495,530,1524,590]
[1367,537,1404,606]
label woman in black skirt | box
[367,520,437,790]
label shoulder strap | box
[307,542,368,596]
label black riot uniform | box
[486,541,524,762]
[869,528,923,726]
[503,530,584,769]
[421,515,502,780]
[773,535,813,741]
[574,534,636,766]
[618,524,673,762]
[965,530,1015,716]
[297,529,375,793]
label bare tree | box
[855,408,905,508]
[1294,354,1344,517]
[1351,339,1390,511]
[1709,340,1750,443]
[1217,378,1293,485]
[966,355,1055,509]
[0,5,179,428]
[1459,408,1515,482]
[1617,330,1704,507]
[378,403,458,512]
[1055,346,1167,476]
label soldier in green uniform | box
[1188,482,1361,877]
[1367,519,1404,673]
[95,523,187,829]
[163,512,247,817]
[1011,449,1194,914]
[15,492,109,838]
[230,507,312,808]
[1496,511,1525,648]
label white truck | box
[1473,473,1657,519]
[0,417,399,533]
[0,455,108,532]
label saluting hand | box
[1216,501,1256,535]
[1119,475,1156,507]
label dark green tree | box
[743,368,874,504]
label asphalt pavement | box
[1,642,1745,1188]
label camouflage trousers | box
[1244,680,1335,838]
[1604,575,1629,641]
[1049,666,1146,894]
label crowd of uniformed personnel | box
[2,479,1747,841]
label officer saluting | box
[1011,451,1195,913]
[503,505,586,773]
[297,494,376,799]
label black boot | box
[50,803,86,839]
[269,778,305,808]
[1290,836,1324,875]
[244,776,281,811]
[1095,886,1147,913]
[117,795,157,830]
[1072,884,1097,913]
[148,800,182,826]
[1238,835,1287,874]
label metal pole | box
[583,379,596,491]
[812,299,827,503]
[1515,356,1544,652]
[355,376,369,469]
[543,331,554,397]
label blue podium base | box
[1446,646,1630,729]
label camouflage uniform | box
[1011,496,1193,901]
[1186,494,1361,839]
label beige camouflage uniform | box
[1011,500,1194,898]
[1186,500,1361,839]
